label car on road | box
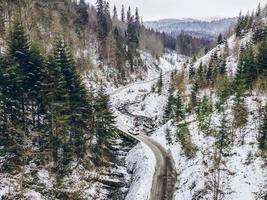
[128,128,140,135]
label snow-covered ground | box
[107,52,186,200]
[125,143,156,200]
[108,33,267,200]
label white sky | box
[85,0,267,21]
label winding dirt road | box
[116,126,176,200]
[111,69,179,200]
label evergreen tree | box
[94,87,116,149]
[236,11,244,37]
[157,70,163,94]
[257,39,267,80]
[233,74,248,129]
[127,6,131,23]
[259,105,267,150]
[121,4,125,22]
[163,87,174,122]
[165,128,172,145]
[190,82,199,109]
[113,5,118,19]
[219,56,227,75]
[256,3,261,17]
[217,33,224,45]
[174,91,185,122]
[113,27,126,76]
[196,95,213,130]
[28,43,45,127]
[213,111,231,200]
[253,25,267,43]
[96,0,112,59]
[135,8,140,34]
[75,0,89,32]
[189,65,195,78]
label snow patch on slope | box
[125,143,156,200]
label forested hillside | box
[157,4,267,199]
[0,0,155,199]
[1,0,266,200]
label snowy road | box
[116,126,175,200]
[111,68,179,200]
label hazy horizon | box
[85,0,267,21]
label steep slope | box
[108,6,267,200]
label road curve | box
[138,135,167,200]
[117,126,176,200]
[111,67,179,200]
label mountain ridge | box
[144,17,237,40]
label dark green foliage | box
[257,39,267,79]
[253,25,267,43]
[237,45,257,88]
[232,77,248,129]
[174,91,185,122]
[127,15,140,67]
[189,66,195,78]
[121,4,125,22]
[176,122,197,158]
[0,19,116,176]
[259,105,267,151]
[74,0,89,33]
[196,95,213,130]
[127,6,131,23]
[163,87,175,122]
[96,0,112,59]
[216,112,231,154]
[113,27,126,77]
[176,31,213,56]
[217,33,224,45]
[94,87,116,147]
[157,70,163,94]
[165,128,172,145]
[190,82,199,109]
[216,75,232,106]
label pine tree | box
[233,74,248,129]
[113,5,118,19]
[236,11,244,37]
[174,91,185,122]
[189,66,195,78]
[190,81,199,109]
[196,95,213,130]
[127,6,131,23]
[256,3,261,17]
[41,53,70,171]
[163,87,174,122]
[96,0,112,60]
[217,33,224,45]
[165,128,172,145]
[135,8,140,34]
[213,111,231,200]
[219,56,227,75]
[94,87,116,150]
[157,70,163,94]
[253,25,267,43]
[257,39,267,80]
[121,4,125,22]
[113,27,126,76]
[259,105,267,150]
[28,43,45,127]
[52,37,93,167]
[75,0,89,32]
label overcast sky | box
[85,0,267,21]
